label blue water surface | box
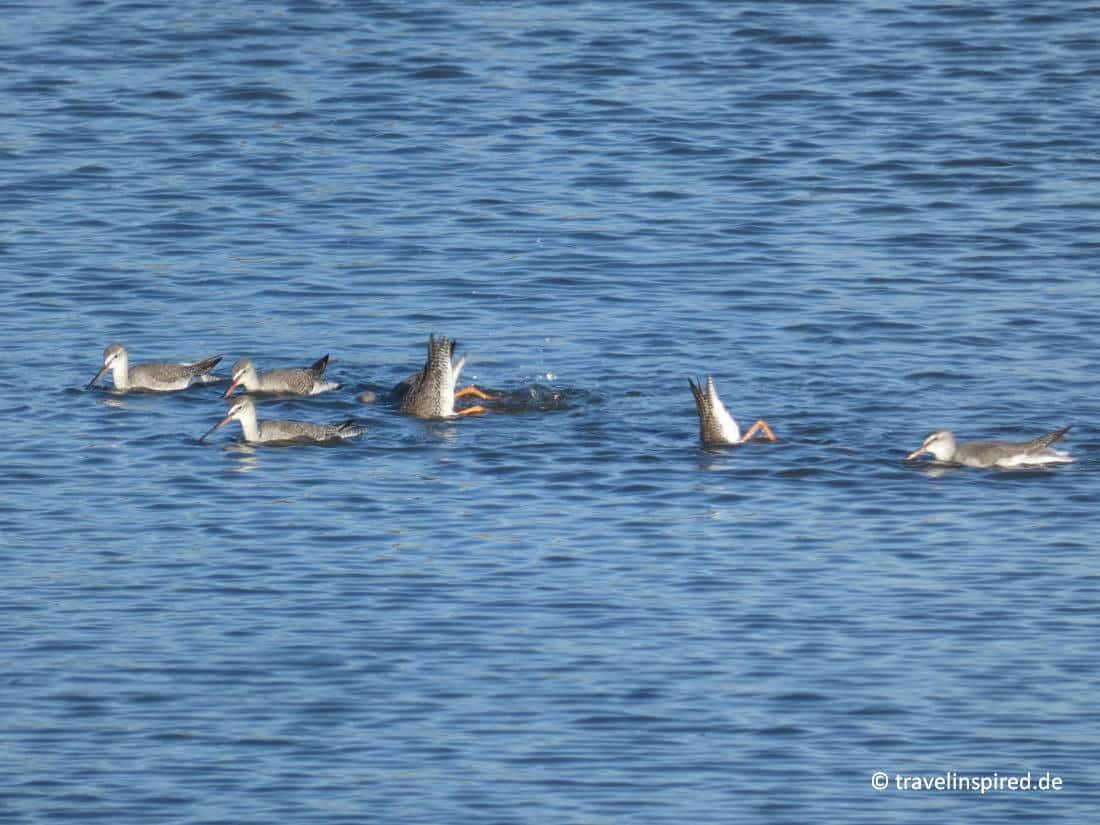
[2,1,1099,823]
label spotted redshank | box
[224,355,337,397]
[397,335,495,418]
[906,426,1073,468]
[86,342,222,392]
[200,396,363,444]
[688,375,776,446]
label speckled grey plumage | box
[908,426,1073,468]
[87,342,222,392]
[399,335,466,419]
[688,375,742,445]
[200,396,362,444]
[226,354,334,396]
[252,418,361,443]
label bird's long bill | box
[199,415,233,443]
[85,364,110,390]
[905,447,926,461]
[222,380,242,399]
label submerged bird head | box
[688,375,742,445]
[401,334,467,418]
[224,358,257,398]
[86,342,128,389]
[906,429,957,462]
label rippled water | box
[4,2,1100,822]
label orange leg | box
[455,385,499,401]
[456,404,489,416]
[741,419,776,442]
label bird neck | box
[238,408,261,442]
[112,355,130,390]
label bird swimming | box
[200,395,363,444]
[223,354,337,397]
[905,426,1073,468]
[87,342,222,392]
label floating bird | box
[905,426,1073,468]
[86,342,222,392]
[200,395,363,444]
[223,355,337,397]
[397,335,496,418]
[688,375,776,446]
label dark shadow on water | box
[358,382,598,415]
[480,384,598,414]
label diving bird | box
[200,396,363,444]
[688,375,776,446]
[397,334,495,418]
[87,342,222,392]
[223,355,337,397]
[905,426,1073,468]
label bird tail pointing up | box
[189,355,223,376]
[309,354,330,377]
[1029,425,1071,451]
